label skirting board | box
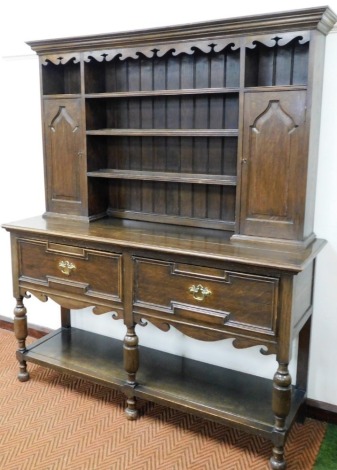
[1,315,336,424]
[0,315,51,339]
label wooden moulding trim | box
[26,7,337,54]
[1,315,337,424]
[306,398,337,425]
[231,232,318,249]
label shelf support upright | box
[14,296,30,382]
[123,325,139,420]
[270,273,293,469]
[270,362,292,469]
[122,252,139,420]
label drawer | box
[18,239,122,303]
[134,258,279,336]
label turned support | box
[14,296,30,382]
[123,325,139,420]
[270,362,292,470]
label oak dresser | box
[3,7,336,468]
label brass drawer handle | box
[189,284,212,302]
[58,260,76,276]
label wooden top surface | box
[2,216,326,272]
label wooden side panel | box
[239,90,307,240]
[291,262,314,330]
[43,98,86,216]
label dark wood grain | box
[3,9,336,470]
[240,90,307,241]
[27,7,336,54]
[87,170,237,185]
[2,216,326,271]
[43,98,86,217]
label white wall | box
[1,0,337,406]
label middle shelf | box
[86,129,238,137]
[87,169,237,185]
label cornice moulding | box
[26,6,337,55]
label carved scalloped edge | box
[245,31,310,49]
[84,38,239,63]
[91,305,122,318]
[135,315,277,353]
[27,291,49,303]
[142,316,170,332]
[24,290,122,319]
[135,317,148,327]
[41,53,80,66]
[232,337,276,355]
[111,310,124,320]
[28,291,88,309]
[26,290,104,313]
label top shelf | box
[40,33,310,95]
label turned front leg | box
[270,363,292,470]
[14,296,30,382]
[123,325,139,420]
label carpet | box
[313,423,337,470]
[0,329,327,470]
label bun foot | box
[125,407,139,420]
[125,396,138,420]
[270,447,287,469]
[17,360,29,382]
[18,370,30,382]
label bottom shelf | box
[24,327,126,388]
[22,327,305,438]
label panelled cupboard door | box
[239,90,307,241]
[43,99,86,217]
